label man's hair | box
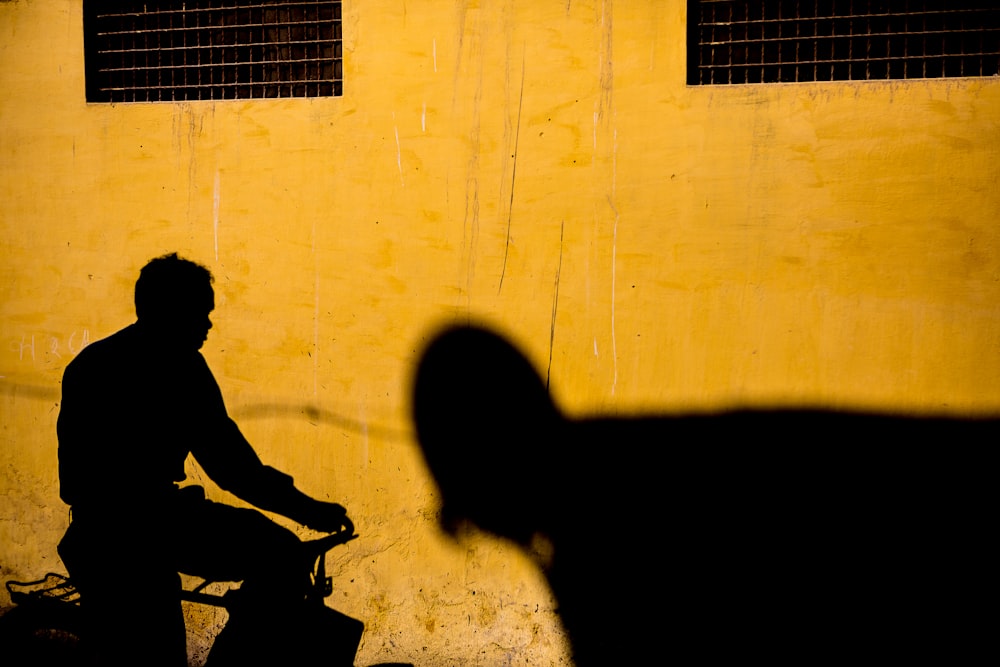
[134,253,214,320]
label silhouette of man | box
[57,253,353,667]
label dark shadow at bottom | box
[412,324,999,665]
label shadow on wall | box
[1,253,414,667]
[412,324,997,666]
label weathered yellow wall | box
[2,1,998,665]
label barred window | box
[83,0,343,102]
[688,1,1000,85]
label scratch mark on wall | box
[591,0,616,394]
[610,208,619,396]
[463,141,481,303]
[611,126,618,197]
[185,109,197,222]
[313,218,320,398]
[356,392,371,472]
[498,50,526,295]
[547,221,565,389]
[593,111,599,153]
[393,112,405,187]
[213,169,221,261]
[596,0,614,123]
[422,102,427,132]
[433,38,438,72]
[610,125,619,396]
[360,405,370,471]
[458,12,484,306]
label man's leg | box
[171,491,312,666]
[58,519,188,667]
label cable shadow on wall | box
[411,324,997,666]
[232,403,409,442]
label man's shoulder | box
[69,324,213,372]
[64,324,142,371]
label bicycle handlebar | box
[303,530,359,558]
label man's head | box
[134,253,215,350]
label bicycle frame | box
[5,530,358,613]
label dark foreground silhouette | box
[412,325,998,665]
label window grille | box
[83,0,343,102]
[688,1,1000,85]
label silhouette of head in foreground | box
[413,325,561,543]
[412,324,997,665]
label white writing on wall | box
[10,330,91,364]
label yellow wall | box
[2,1,998,664]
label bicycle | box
[1,530,411,666]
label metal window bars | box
[83,0,343,102]
[688,0,1000,85]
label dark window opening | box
[688,1,1000,85]
[83,0,343,102]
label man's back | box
[57,323,225,509]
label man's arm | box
[190,359,352,533]
[195,417,353,533]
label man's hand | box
[299,499,354,535]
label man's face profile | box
[135,253,216,351]
[141,286,214,351]
[179,289,214,350]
